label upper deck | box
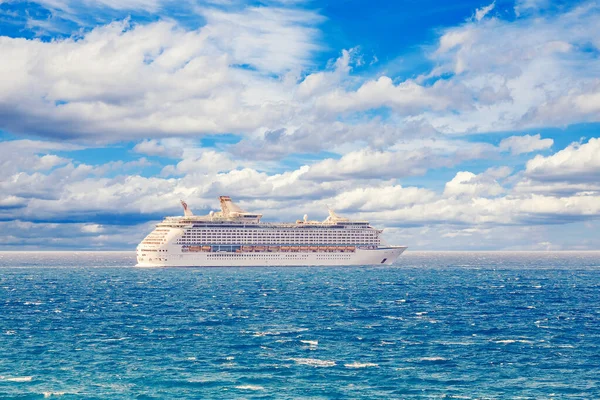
[160,196,374,230]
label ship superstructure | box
[136,196,407,267]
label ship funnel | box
[219,195,247,217]
[180,200,194,217]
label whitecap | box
[253,331,280,337]
[235,385,264,391]
[1,376,33,382]
[300,340,318,347]
[344,362,378,368]
[492,339,533,344]
[43,392,66,397]
[412,357,447,362]
[291,358,336,367]
[438,341,476,346]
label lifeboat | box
[299,246,309,251]
[189,246,201,252]
[346,246,356,252]
[280,246,291,252]
[268,246,280,252]
[255,246,266,252]
[309,246,318,252]
[202,245,211,252]
[290,247,299,252]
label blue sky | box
[0,0,599,250]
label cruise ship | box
[136,196,407,267]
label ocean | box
[0,251,599,399]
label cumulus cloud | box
[160,150,237,176]
[314,76,458,115]
[0,139,79,174]
[1,1,598,158]
[499,134,553,155]
[303,139,499,181]
[1,136,600,250]
[2,1,600,250]
[427,3,600,133]
[133,139,188,158]
[443,168,508,198]
[0,9,321,141]
[525,138,600,182]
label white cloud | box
[443,169,507,198]
[314,76,456,115]
[0,10,322,141]
[304,140,498,181]
[2,2,600,250]
[0,139,78,175]
[133,139,188,158]
[160,150,237,176]
[426,3,600,134]
[200,6,323,74]
[514,0,548,16]
[1,137,600,250]
[81,223,104,233]
[1,2,598,158]
[32,0,162,12]
[499,134,553,155]
[474,1,495,21]
[525,138,600,182]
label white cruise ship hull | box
[136,246,407,267]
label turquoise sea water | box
[0,251,599,399]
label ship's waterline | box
[136,196,407,267]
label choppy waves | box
[0,251,599,398]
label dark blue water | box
[1,251,599,399]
